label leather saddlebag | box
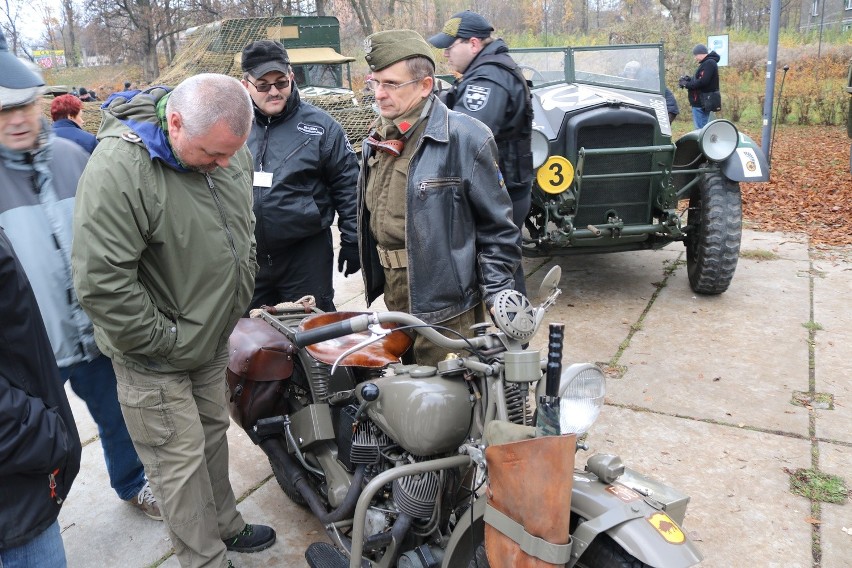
[226,318,297,429]
[484,434,576,568]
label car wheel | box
[685,168,742,295]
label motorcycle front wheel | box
[467,533,651,568]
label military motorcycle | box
[226,267,703,567]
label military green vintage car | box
[515,44,769,295]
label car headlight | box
[531,128,550,169]
[699,119,738,162]
[556,363,606,435]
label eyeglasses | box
[445,39,470,52]
[364,77,422,93]
[246,78,291,93]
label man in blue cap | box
[0,27,161,524]
[429,11,533,297]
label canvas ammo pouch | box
[226,317,296,429]
[701,90,722,112]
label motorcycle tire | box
[575,533,651,568]
[466,542,489,568]
[268,455,308,507]
[467,533,651,568]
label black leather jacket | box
[0,228,81,549]
[247,87,359,257]
[358,96,521,323]
[444,39,533,200]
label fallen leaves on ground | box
[742,125,852,248]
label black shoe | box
[223,524,276,553]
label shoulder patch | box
[463,85,491,112]
[121,131,141,143]
[297,122,325,136]
[345,139,355,154]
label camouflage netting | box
[155,17,376,148]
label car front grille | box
[575,123,655,226]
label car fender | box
[674,127,769,183]
[570,471,703,568]
[721,132,769,182]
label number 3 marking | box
[537,156,574,194]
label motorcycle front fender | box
[571,471,703,568]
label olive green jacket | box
[72,87,258,373]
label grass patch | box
[788,468,848,504]
[740,249,779,261]
[802,321,824,332]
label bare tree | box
[0,0,28,54]
[61,0,78,66]
[658,0,691,29]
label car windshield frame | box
[509,44,666,95]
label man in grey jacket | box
[0,28,159,521]
[241,40,360,312]
[359,29,520,364]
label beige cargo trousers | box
[113,348,244,568]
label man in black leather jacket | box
[359,29,521,364]
[241,40,360,312]
[0,226,81,565]
[429,11,533,296]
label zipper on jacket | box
[256,124,272,265]
[49,468,63,504]
[205,174,243,304]
[417,177,463,199]
[283,138,311,162]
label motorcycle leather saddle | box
[298,311,412,368]
[484,434,576,568]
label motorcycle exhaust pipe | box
[260,437,365,525]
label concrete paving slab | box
[812,258,852,445]
[611,241,812,435]
[817,442,852,567]
[526,248,683,363]
[580,405,814,568]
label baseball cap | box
[428,11,495,49]
[241,40,291,78]
[0,29,45,109]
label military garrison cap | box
[363,30,435,72]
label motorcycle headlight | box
[531,128,550,169]
[557,363,606,435]
[699,119,739,162]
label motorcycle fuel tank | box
[357,365,472,456]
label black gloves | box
[337,243,360,276]
[678,75,691,89]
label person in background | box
[72,73,275,568]
[622,60,680,123]
[678,43,721,129]
[240,40,360,313]
[78,87,92,101]
[428,11,532,297]
[51,94,98,154]
[0,28,160,523]
[0,226,82,568]
[358,29,520,365]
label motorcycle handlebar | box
[292,311,491,350]
[292,314,371,348]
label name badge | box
[253,171,273,188]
